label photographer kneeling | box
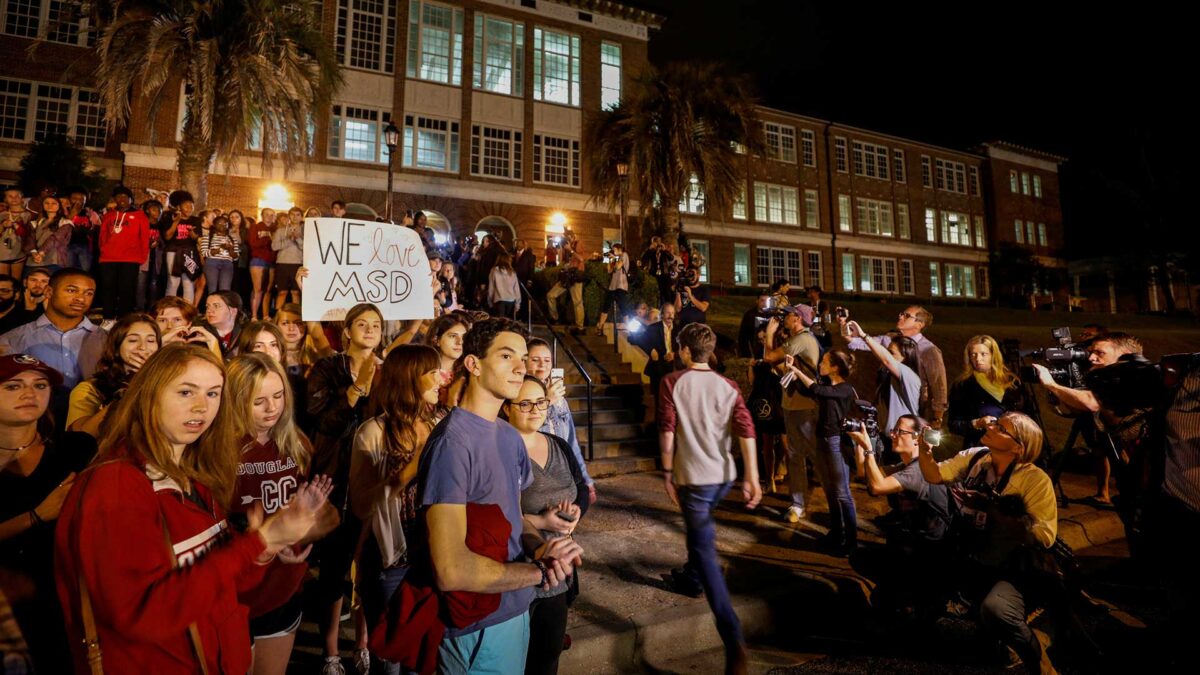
[919,412,1059,675]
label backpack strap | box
[161,509,211,675]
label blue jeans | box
[66,242,92,272]
[814,434,857,547]
[204,258,235,291]
[358,539,409,675]
[438,611,530,674]
[675,482,744,652]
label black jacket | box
[947,376,1028,447]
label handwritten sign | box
[302,218,435,321]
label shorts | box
[275,263,300,291]
[249,592,304,641]
[250,258,273,268]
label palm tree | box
[92,0,341,205]
[584,62,763,246]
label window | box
[692,240,709,283]
[978,266,990,299]
[1014,219,1024,243]
[973,215,985,248]
[929,262,941,296]
[680,178,704,214]
[407,1,463,84]
[473,14,523,95]
[1026,221,1036,244]
[841,253,855,292]
[1033,174,1043,198]
[733,244,750,285]
[402,114,460,172]
[329,105,391,163]
[532,134,580,187]
[855,198,894,236]
[935,158,967,193]
[968,166,980,196]
[940,211,971,246]
[469,124,522,180]
[0,77,106,148]
[944,264,976,298]
[756,246,802,286]
[896,203,910,239]
[1009,169,1019,193]
[900,260,914,295]
[803,189,818,229]
[838,194,852,232]
[1037,222,1047,246]
[762,122,796,163]
[2,0,90,46]
[893,148,906,183]
[337,0,397,72]
[858,256,898,294]
[753,183,799,224]
[533,27,581,106]
[852,140,889,180]
[1020,172,1031,195]
[600,42,621,109]
[800,129,816,167]
[924,208,937,242]
[834,137,848,172]
[806,251,822,289]
[921,155,932,187]
[732,186,746,220]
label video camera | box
[675,266,699,295]
[1014,327,1091,389]
[753,296,790,327]
[841,400,880,437]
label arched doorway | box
[475,216,516,250]
[344,202,380,220]
[417,210,452,246]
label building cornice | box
[478,0,660,41]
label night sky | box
[630,0,1191,260]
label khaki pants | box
[547,282,584,327]
[783,408,817,509]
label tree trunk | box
[661,204,682,248]
[177,116,216,208]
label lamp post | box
[383,121,400,222]
[616,161,629,247]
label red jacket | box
[55,459,268,675]
[98,208,151,263]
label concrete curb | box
[1058,506,1126,551]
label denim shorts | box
[250,258,273,268]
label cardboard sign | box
[301,218,435,321]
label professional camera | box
[1016,327,1090,389]
[675,266,699,295]
[841,400,880,437]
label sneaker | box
[353,648,370,675]
[665,568,703,598]
[784,506,805,523]
[322,656,346,675]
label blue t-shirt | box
[419,407,534,636]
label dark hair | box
[895,413,928,431]
[376,344,445,471]
[49,267,92,288]
[288,206,303,215]
[111,185,133,199]
[331,200,346,209]
[66,186,88,198]
[770,278,789,293]
[92,313,161,404]
[167,190,194,207]
[0,273,15,288]
[234,321,288,367]
[25,268,51,281]
[494,253,513,272]
[891,335,920,373]
[526,337,551,352]
[211,290,243,317]
[462,317,528,362]
[825,349,856,378]
[342,303,383,347]
[142,199,163,214]
[1083,323,1106,332]
[412,210,425,221]
[677,323,716,362]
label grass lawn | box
[707,293,1200,454]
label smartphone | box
[555,509,578,523]
[550,367,564,380]
[922,428,944,447]
[835,306,849,320]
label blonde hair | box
[959,335,1018,391]
[1001,411,1044,465]
[98,343,239,508]
[224,353,310,474]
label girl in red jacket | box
[55,343,331,674]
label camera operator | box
[804,286,832,351]
[1031,331,1143,415]
[737,293,771,358]
[763,304,820,522]
[768,279,791,308]
[673,264,709,332]
[918,411,1058,675]
[640,236,671,302]
[594,243,629,336]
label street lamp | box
[616,161,629,247]
[383,121,400,222]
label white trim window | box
[1021,172,1031,195]
[855,198,894,237]
[893,148,906,183]
[834,136,848,173]
[1009,169,1019,193]
[402,114,460,172]
[900,259,915,295]
[935,158,967,193]
[733,243,750,286]
[680,178,704,214]
[800,128,816,167]
[1037,222,1047,246]
[2,0,92,46]
[0,78,106,148]
[921,155,932,187]
[837,194,852,232]
[968,166,980,196]
[532,134,580,187]
[329,105,391,163]
[469,124,521,180]
[533,27,581,106]
[944,263,976,298]
[1014,219,1025,243]
[753,183,799,225]
[732,186,746,220]
[806,251,822,290]
[859,256,898,294]
[756,246,802,286]
[803,189,818,229]
[896,203,910,239]
[1033,174,1043,198]
[852,140,889,180]
[841,253,855,292]
[973,215,986,248]
[407,1,463,85]
[929,262,941,296]
[940,211,971,246]
[762,122,796,163]
[925,208,937,243]
[473,14,523,95]
[978,266,991,299]
[1026,221,1036,244]
[337,0,397,73]
[600,42,622,109]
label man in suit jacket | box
[642,303,677,396]
[513,239,536,285]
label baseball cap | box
[0,354,64,387]
[781,304,815,327]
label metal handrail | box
[520,283,596,461]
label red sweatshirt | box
[55,459,268,675]
[98,208,151,264]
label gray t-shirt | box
[419,407,534,636]
[884,362,922,432]
[889,460,953,541]
[520,432,578,598]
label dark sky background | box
[628,0,1192,260]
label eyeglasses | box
[891,427,919,438]
[986,420,1016,441]
[898,311,918,321]
[515,398,550,413]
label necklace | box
[0,433,42,453]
